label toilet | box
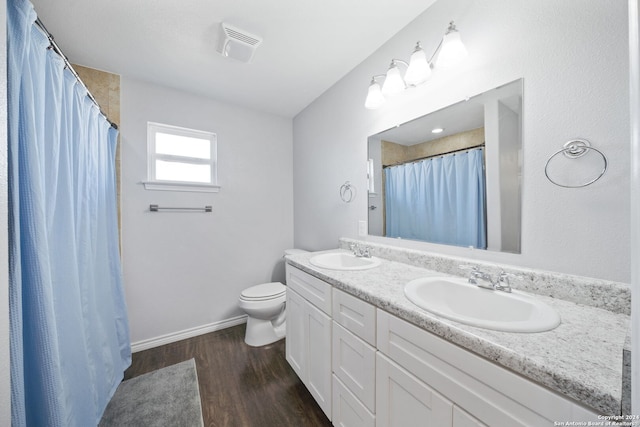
[239,249,307,347]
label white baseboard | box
[130,315,248,353]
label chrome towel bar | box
[340,181,355,203]
[544,139,608,188]
[149,204,212,212]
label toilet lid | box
[241,282,286,300]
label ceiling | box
[30,0,437,118]
[372,79,523,146]
[374,100,485,146]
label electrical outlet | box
[358,220,368,236]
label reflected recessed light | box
[432,128,444,134]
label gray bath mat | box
[100,359,204,427]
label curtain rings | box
[340,181,355,203]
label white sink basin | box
[404,276,560,333]
[309,252,381,271]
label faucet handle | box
[495,271,523,292]
[459,264,482,284]
[498,271,524,281]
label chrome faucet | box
[460,265,521,293]
[494,271,520,293]
[467,266,496,290]
[349,243,371,258]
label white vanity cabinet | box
[286,263,601,427]
[285,266,332,419]
[331,289,376,427]
[376,310,600,426]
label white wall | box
[293,0,630,283]
[121,78,294,345]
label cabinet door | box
[306,300,332,419]
[285,288,306,380]
[333,375,375,427]
[453,406,487,427]
[376,353,453,427]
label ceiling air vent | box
[217,23,262,63]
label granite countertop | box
[286,249,629,416]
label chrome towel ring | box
[544,139,608,188]
[340,181,355,203]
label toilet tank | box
[284,249,308,256]
[273,249,308,284]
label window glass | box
[155,161,211,183]
[146,122,218,191]
[155,132,211,159]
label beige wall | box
[382,127,485,166]
[73,64,120,124]
[72,64,122,233]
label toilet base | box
[244,316,286,347]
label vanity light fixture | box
[404,42,431,85]
[436,21,468,68]
[365,21,468,109]
[381,60,406,97]
[364,77,386,109]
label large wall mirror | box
[367,79,522,253]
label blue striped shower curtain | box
[8,0,131,425]
[385,148,487,249]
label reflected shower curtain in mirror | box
[8,0,131,425]
[385,148,487,249]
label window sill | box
[142,181,221,193]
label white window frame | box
[143,122,220,193]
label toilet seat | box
[240,282,286,301]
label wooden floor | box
[125,324,332,427]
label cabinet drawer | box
[377,310,599,426]
[286,265,332,315]
[332,375,375,427]
[332,322,376,412]
[332,288,376,346]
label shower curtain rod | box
[383,143,485,168]
[34,18,118,130]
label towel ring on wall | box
[544,139,608,188]
[340,181,355,203]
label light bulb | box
[364,79,385,109]
[405,43,431,86]
[436,22,468,68]
[381,61,405,97]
